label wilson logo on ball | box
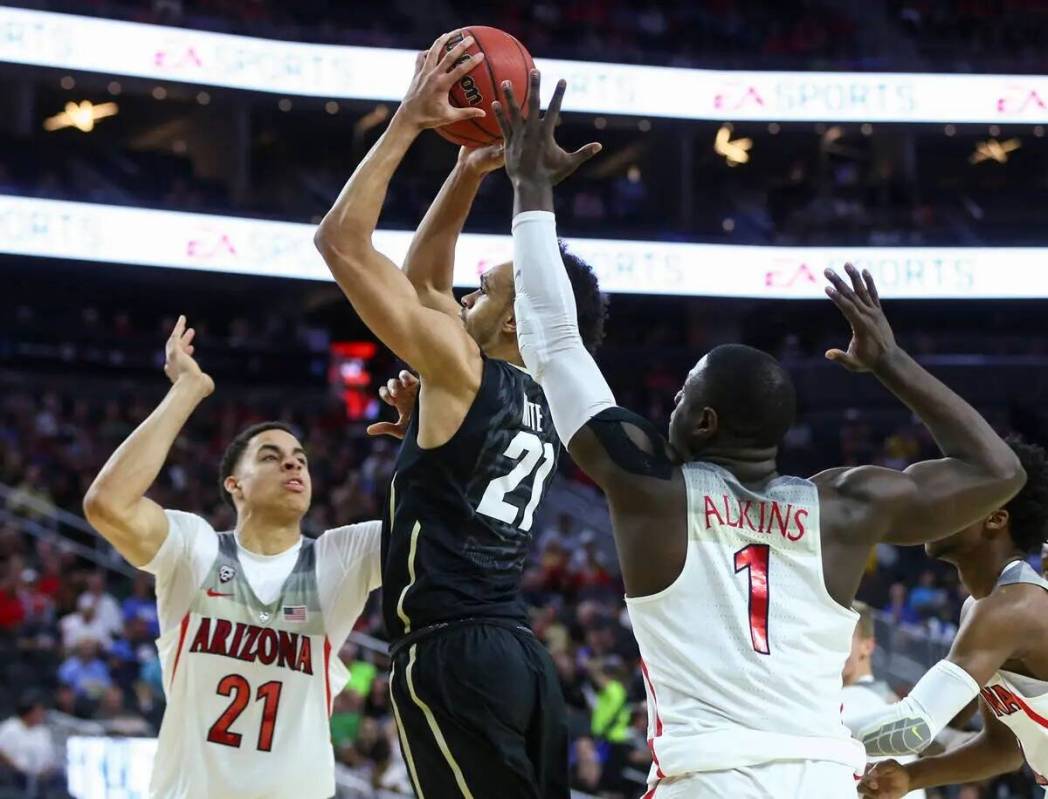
[459,72,483,105]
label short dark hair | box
[1004,435,1048,553]
[218,421,296,508]
[700,344,796,447]
[559,241,607,354]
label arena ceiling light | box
[43,100,118,132]
[970,137,1021,164]
[714,125,752,166]
[5,6,1048,124]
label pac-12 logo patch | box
[218,565,236,583]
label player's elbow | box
[82,483,126,533]
[313,219,371,269]
[983,448,1026,500]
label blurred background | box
[2,1,1048,797]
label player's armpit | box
[818,457,1020,546]
[569,407,676,491]
[313,236,481,385]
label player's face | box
[925,518,984,561]
[460,262,515,354]
[227,429,312,518]
[842,626,874,685]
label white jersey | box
[625,462,866,786]
[964,560,1048,790]
[841,678,926,799]
[143,511,381,799]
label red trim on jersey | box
[641,783,660,799]
[323,637,333,716]
[169,613,191,690]
[639,658,666,780]
[1010,690,1048,729]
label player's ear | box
[224,475,241,503]
[984,508,1009,532]
[694,406,718,439]
[503,310,517,336]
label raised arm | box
[813,265,1025,545]
[313,34,485,380]
[403,144,504,317]
[83,316,213,567]
[860,700,1022,798]
[492,73,632,485]
[495,73,690,597]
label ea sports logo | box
[218,565,236,584]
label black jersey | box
[381,357,560,642]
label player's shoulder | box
[163,508,217,533]
[315,520,381,556]
[964,578,1048,636]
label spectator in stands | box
[57,638,112,701]
[93,685,151,736]
[121,572,159,637]
[78,570,123,640]
[571,735,603,793]
[0,693,59,793]
[0,567,25,631]
[884,581,920,626]
[59,596,113,650]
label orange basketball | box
[436,26,535,147]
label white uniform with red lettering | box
[966,560,1048,795]
[625,462,866,798]
[143,511,381,799]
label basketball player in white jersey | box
[492,71,1027,797]
[82,316,382,799]
[854,438,1048,798]
[842,603,927,799]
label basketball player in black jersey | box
[313,34,603,797]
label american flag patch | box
[282,605,307,622]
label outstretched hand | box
[396,32,488,132]
[367,371,420,439]
[492,70,602,188]
[824,264,898,373]
[164,315,214,396]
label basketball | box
[436,26,534,147]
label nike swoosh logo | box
[205,588,234,598]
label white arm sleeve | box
[512,210,615,444]
[847,658,981,757]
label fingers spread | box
[862,268,880,306]
[501,81,523,127]
[445,49,484,85]
[571,141,602,166]
[492,101,512,140]
[845,262,872,305]
[526,69,542,128]
[436,35,475,74]
[542,78,566,138]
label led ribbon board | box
[2,195,1045,299]
[2,6,1048,122]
